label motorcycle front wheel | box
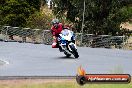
[69,44,79,58]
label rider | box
[51,19,63,50]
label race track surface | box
[0,42,132,76]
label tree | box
[0,0,46,27]
[52,0,132,35]
[0,0,34,27]
[26,11,53,29]
[25,0,47,10]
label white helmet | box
[51,19,59,25]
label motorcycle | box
[58,28,79,58]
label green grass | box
[0,81,132,88]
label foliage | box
[25,0,47,10]
[0,0,46,27]
[52,0,132,35]
[0,0,34,27]
[26,6,54,29]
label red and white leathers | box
[51,23,63,48]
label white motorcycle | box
[58,28,79,58]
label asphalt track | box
[0,42,132,76]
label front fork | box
[68,43,77,52]
[59,41,77,54]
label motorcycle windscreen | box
[61,29,69,36]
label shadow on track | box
[57,56,76,59]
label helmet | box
[51,19,59,25]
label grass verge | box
[0,79,131,88]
